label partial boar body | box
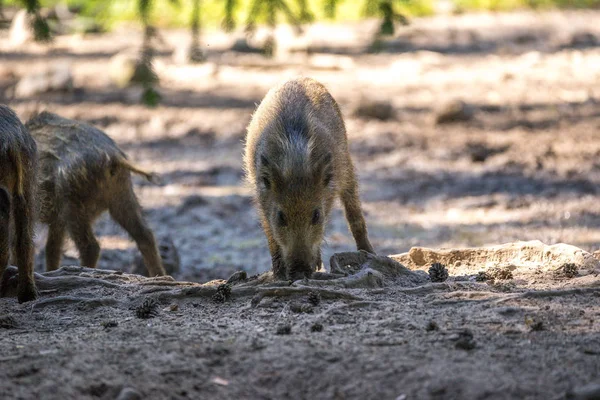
[26,112,166,277]
[0,105,38,303]
[244,77,375,281]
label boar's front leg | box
[13,187,38,302]
[0,188,11,295]
[340,170,375,255]
[260,216,285,279]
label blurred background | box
[1,0,600,282]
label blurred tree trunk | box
[188,0,206,62]
[138,0,160,106]
[364,0,409,36]
[297,0,314,23]
[324,0,341,19]
[222,0,237,32]
[245,0,303,58]
[21,0,51,41]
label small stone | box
[163,304,179,312]
[116,387,142,400]
[568,32,598,48]
[454,329,476,350]
[101,320,118,329]
[226,270,248,285]
[0,314,18,329]
[479,266,513,282]
[354,98,395,121]
[425,320,439,331]
[435,100,475,124]
[290,303,314,314]
[466,142,508,163]
[276,324,292,335]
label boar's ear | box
[259,155,272,189]
[315,152,333,187]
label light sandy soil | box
[1,10,600,400]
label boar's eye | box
[277,210,287,227]
[324,173,333,187]
[262,176,271,189]
[311,209,321,225]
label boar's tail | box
[119,158,162,185]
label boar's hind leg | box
[45,219,65,271]
[340,173,375,255]
[67,207,100,269]
[13,188,38,303]
[109,187,166,277]
[0,188,11,294]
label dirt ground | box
[1,10,600,400]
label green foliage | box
[297,0,314,22]
[17,0,52,41]
[32,12,52,40]
[455,0,600,10]
[141,85,161,107]
[363,0,411,35]
[222,0,237,31]
[138,0,152,24]
[323,0,339,18]
[245,0,300,31]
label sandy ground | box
[1,10,600,400]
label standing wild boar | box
[0,105,38,303]
[25,112,166,277]
[244,77,375,281]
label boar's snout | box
[287,261,314,282]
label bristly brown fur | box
[244,77,375,281]
[0,104,38,303]
[25,111,166,277]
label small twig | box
[0,355,25,362]
[250,286,361,304]
[42,266,121,277]
[154,286,219,301]
[31,296,120,310]
[493,286,600,304]
[35,275,122,292]
[137,280,196,287]
[311,300,398,323]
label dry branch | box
[32,296,120,310]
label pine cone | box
[212,283,232,303]
[307,291,321,306]
[556,263,578,279]
[135,299,159,319]
[429,263,449,282]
